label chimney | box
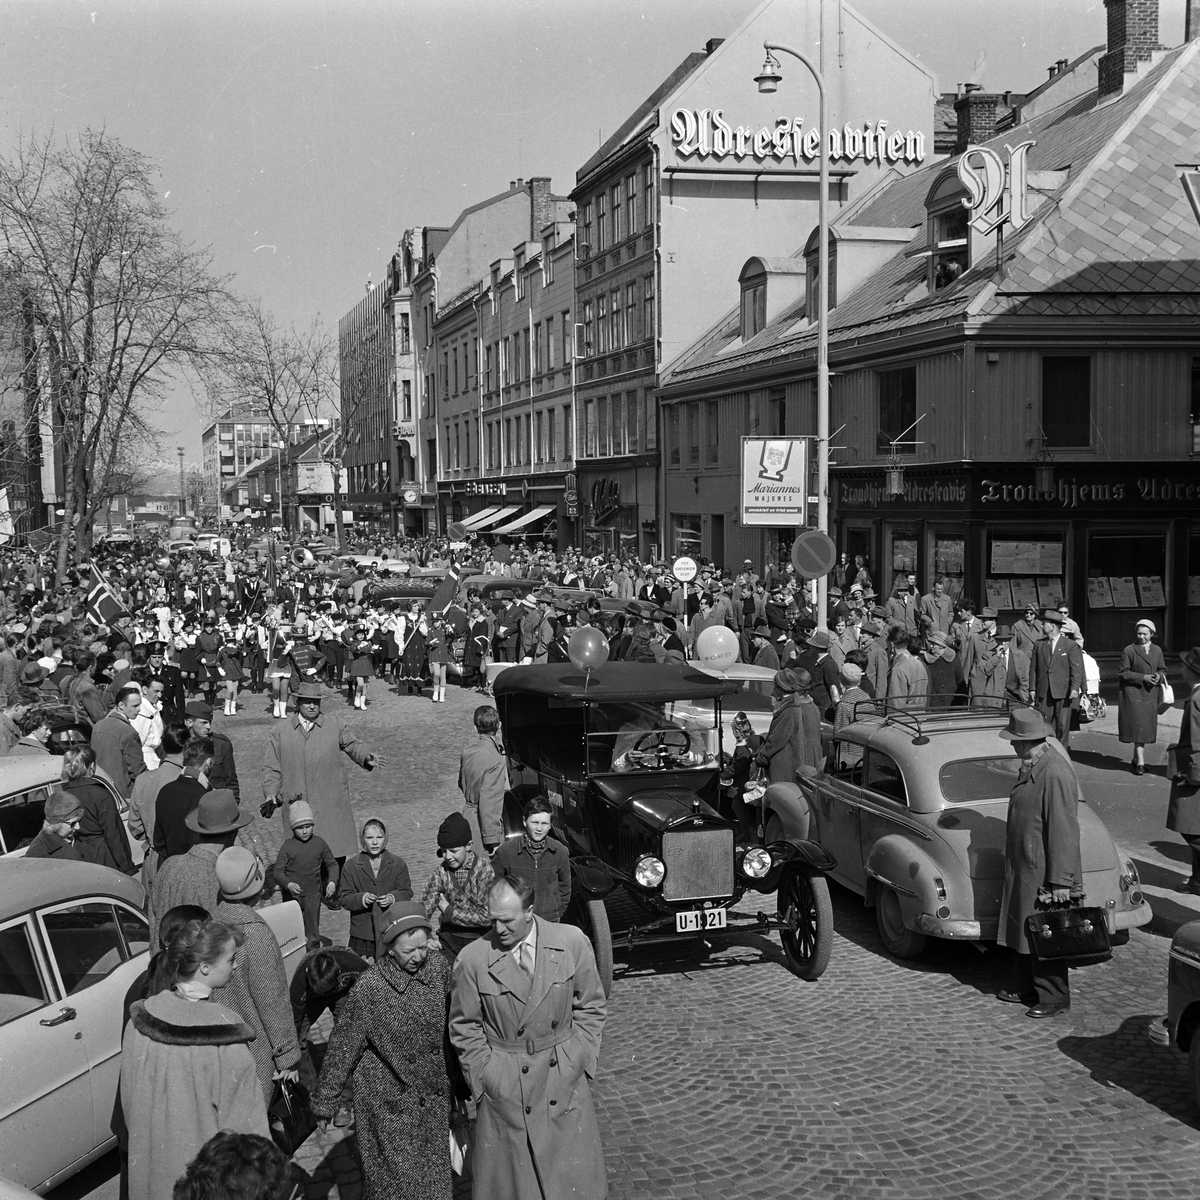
[529,177,553,241]
[1098,0,1163,99]
[705,38,724,55]
[954,83,999,153]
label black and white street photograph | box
[2,1,1200,1197]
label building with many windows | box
[659,0,1200,651]
[571,0,934,559]
[201,408,279,517]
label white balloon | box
[695,625,738,671]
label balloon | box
[695,625,739,671]
[568,626,610,672]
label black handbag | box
[267,1078,319,1155]
[1025,904,1112,967]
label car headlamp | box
[741,847,772,879]
[634,854,666,888]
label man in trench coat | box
[262,682,377,860]
[995,707,1083,1018]
[450,875,607,1200]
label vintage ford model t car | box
[492,661,835,993]
[764,702,1152,959]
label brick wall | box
[530,178,554,241]
[954,92,999,152]
[1099,0,1163,97]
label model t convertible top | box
[493,661,835,992]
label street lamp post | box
[754,42,830,630]
[176,446,186,518]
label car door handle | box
[40,1006,77,1026]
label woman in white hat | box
[1118,617,1166,775]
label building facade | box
[201,408,276,518]
[571,0,934,560]
[658,0,1200,652]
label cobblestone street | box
[55,678,1200,1200]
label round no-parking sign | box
[791,530,837,581]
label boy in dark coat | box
[274,800,339,947]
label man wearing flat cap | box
[263,680,378,861]
[1032,608,1084,747]
[996,707,1084,1017]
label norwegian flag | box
[86,563,129,626]
[427,556,461,616]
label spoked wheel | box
[875,884,927,959]
[574,897,614,998]
[777,865,833,981]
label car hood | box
[591,778,721,825]
[933,800,1120,880]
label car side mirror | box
[796,764,823,782]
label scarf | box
[523,834,550,864]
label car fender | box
[762,781,812,842]
[863,834,942,919]
[570,854,618,898]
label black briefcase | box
[1025,905,1112,967]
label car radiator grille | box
[661,827,735,902]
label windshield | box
[588,700,717,773]
[939,757,1021,804]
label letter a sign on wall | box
[956,140,1035,236]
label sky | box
[0,0,1189,464]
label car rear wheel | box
[1189,1031,1200,1114]
[875,884,927,959]
[576,897,613,998]
[777,865,832,981]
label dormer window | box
[741,283,765,340]
[924,169,971,291]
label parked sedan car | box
[494,662,836,995]
[0,860,305,1194]
[1149,919,1200,1108]
[764,703,1152,958]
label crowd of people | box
[2,527,1195,1195]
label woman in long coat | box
[1118,617,1167,774]
[996,708,1083,1017]
[313,904,455,1200]
[1167,648,1200,894]
[755,668,822,783]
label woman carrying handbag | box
[1118,617,1167,775]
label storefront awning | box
[459,505,503,531]
[490,504,557,535]
[467,505,521,531]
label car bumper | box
[1113,900,1153,931]
[1148,1015,1172,1047]
[913,915,991,939]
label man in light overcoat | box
[450,875,607,1200]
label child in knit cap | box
[274,800,339,947]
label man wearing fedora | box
[149,788,253,949]
[262,680,378,862]
[755,668,822,783]
[1032,608,1084,747]
[996,707,1084,1017]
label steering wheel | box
[629,728,696,768]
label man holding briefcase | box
[995,707,1084,1018]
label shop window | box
[929,528,965,600]
[1191,357,1200,453]
[705,400,719,465]
[672,514,701,558]
[687,402,700,466]
[1087,529,1167,653]
[888,528,918,594]
[1042,356,1090,448]
[877,367,917,455]
[984,531,1065,618]
[668,406,680,466]
[741,283,766,340]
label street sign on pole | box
[672,556,698,583]
[791,530,837,581]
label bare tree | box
[0,129,235,581]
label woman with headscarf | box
[313,902,456,1200]
[60,744,136,874]
[1118,617,1166,775]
